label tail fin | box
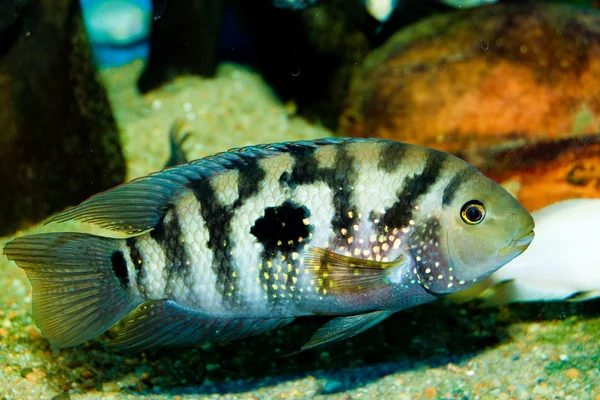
[3,233,141,348]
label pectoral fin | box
[304,247,406,295]
[300,310,394,352]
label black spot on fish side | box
[111,250,129,288]
[251,201,312,255]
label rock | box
[339,3,600,156]
[137,0,226,93]
[0,0,125,236]
[485,135,600,212]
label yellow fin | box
[304,247,405,294]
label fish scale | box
[3,138,534,351]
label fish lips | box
[499,229,535,260]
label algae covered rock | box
[339,2,600,155]
[0,0,125,236]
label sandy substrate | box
[1,61,599,400]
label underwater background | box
[1,0,600,398]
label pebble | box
[81,370,94,379]
[565,368,580,380]
[423,387,437,398]
[27,327,40,339]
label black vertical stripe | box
[378,141,410,173]
[442,166,476,206]
[283,143,359,244]
[187,178,237,304]
[126,237,145,289]
[330,145,357,241]
[235,158,265,206]
[110,250,129,288]
[379,151,444,231]
[151,208,187,296]
[288,146,319,187]
[186,158,268,306]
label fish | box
[449,199,600,306]
[363,0,400,23]
[3,138,534,351]
[81,0,151,47]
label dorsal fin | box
[45,138,367,234]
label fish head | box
[411,166,534,295]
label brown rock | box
[0,0,125,236]
[339,3,600,156]
[483,136,600,212]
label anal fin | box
[300,310,394,352]
[109,300,294,351]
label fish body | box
[4,138,534,351]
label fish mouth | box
[499,229,535,257]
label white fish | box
[450,199,600,306]
[81,0,151,46]
[363,0,399,23]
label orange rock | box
[484,137,600,212]
[339,3,600,156]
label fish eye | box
[460,200,486,225]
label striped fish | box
[3,138,534,352]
